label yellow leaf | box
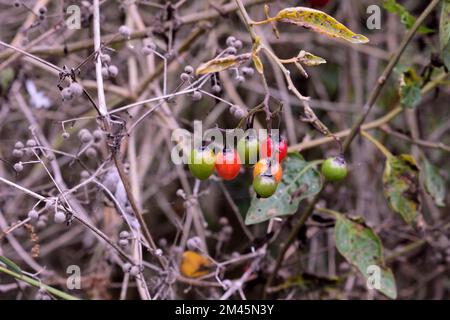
[274,7,369,44]
[251,37,264,74]
[196,54,251,75]
[180,251,212,278]
[297,50,326,66]
[252,53,264,74]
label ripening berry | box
[118,25,131,38]
[253,159,283,183]
[215,149,241,181]
[108,65,119,78]
[261,136,288,162]
[54,211,66,224]
[14,162,23,172]
[62,132,70,139]
[253,174,278,198]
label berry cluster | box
[187,135,288,199]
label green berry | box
[321,156,348,182]
[253,174,278,198]
[188,147,216,180]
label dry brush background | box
[0,0,449,300]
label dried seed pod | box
[184,65,194,74]
[61,87,73,101]
[69,82,83,97]
[12,149,24,158]
[13,162,23,172]
[28,210,39,221]
[108,65,119,78]
[118,25,131,38]
[54,211,66,224]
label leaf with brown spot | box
[335,215,397,299]
[383,154,420,225]
[273,7,369,43]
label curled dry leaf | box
[196,53,251,75]
[297,50,326,66]
[180,250,212,278]
[273,7,369,44]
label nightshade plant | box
[0,0,448,301]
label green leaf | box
[196,53,250,75]
[245,154,322,225]
[0,255,22,275]
[440,0,450,70]
[399,68,422,109]
[423,158,446,207]
[383,0,434,34]
[383,154,420,225]
[334,215,397,299]
[273,7,369,44]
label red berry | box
[261,136,288,162]
[215,149,241,180]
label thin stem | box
[0,266,79,300]
[361,130,393,158]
